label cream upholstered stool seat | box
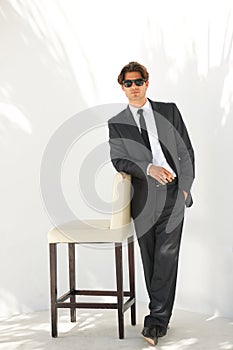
[48,173,136,339]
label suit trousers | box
[137,180,185,329]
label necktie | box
[138,109,151,151]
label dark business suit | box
[108,98,195,328]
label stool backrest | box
[110,173,132,229]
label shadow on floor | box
[0,303,233,350]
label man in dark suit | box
[108,62,195,346]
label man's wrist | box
[147,163,153,175]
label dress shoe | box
[141,326,158,346]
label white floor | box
[0,302,233,350]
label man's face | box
[121,71,149,105]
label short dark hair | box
[118,61,149,84]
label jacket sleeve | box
[108,120,149,180]
[173,103,195,193]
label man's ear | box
[145,80,149,87]
[121,84,125,91]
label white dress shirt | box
[129,99,176,177]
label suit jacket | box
[108,99,195,228]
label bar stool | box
[48,173,136,339]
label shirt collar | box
[129,99,152,119]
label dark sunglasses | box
[122,78,146,88]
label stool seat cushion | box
[48,219,134,244]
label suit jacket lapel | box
[148,99,171,147]
[124,106,145,145]
[124,106,152,161]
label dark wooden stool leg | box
[128,237,136,325]
[68,243,76,322]
[115,243,124,339]
[49,243,58,337]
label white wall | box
[0,0,233,319]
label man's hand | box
[148,165,175,185]
[120,171,127,179]
[183,190,188,201]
